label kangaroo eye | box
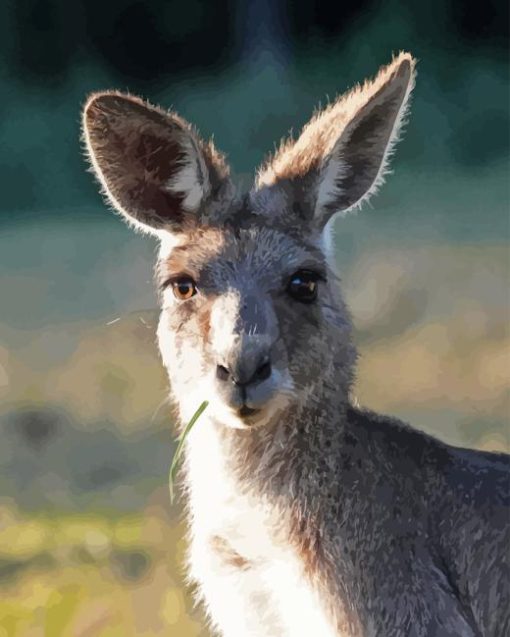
[287,270,320,303]
[172,277,197,300]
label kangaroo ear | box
[82,92,231,235]
[254,52,416,230]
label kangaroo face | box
[82,53,415,429]
[156,220,353,429]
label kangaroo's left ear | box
[253,52,416,230]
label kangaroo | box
[82,52,509,636]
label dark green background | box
[0,0,508,223]
[1,0,508,331]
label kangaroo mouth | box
[238,405,260,419]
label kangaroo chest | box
[186,428,347,636]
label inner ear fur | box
[82,91,230,234]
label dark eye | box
[172,277,197,300]
[287,270,320,303]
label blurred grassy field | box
[0,500,207,637]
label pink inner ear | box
[126,178,186,225]
[132,132,186,182]
[330,90,407,212]
[85,96,195,229]
[101,126,190,226]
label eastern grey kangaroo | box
[83,52,509,636]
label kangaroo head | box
[83,53,415,430]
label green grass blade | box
[169,400,209,504]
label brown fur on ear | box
[255,52,416,226]
[82,91,230,234]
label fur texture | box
[83,53,509,636]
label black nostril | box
[216,364,230,382]
[255,360,272,382]
[218,360,272,386]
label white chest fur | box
[184,419,341,637]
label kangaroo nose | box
[216,358,272,386]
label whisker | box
[151,395,172,424]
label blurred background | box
[0,0,508,634]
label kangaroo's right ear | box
[253,52,416,231]
[82,92,231,235]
